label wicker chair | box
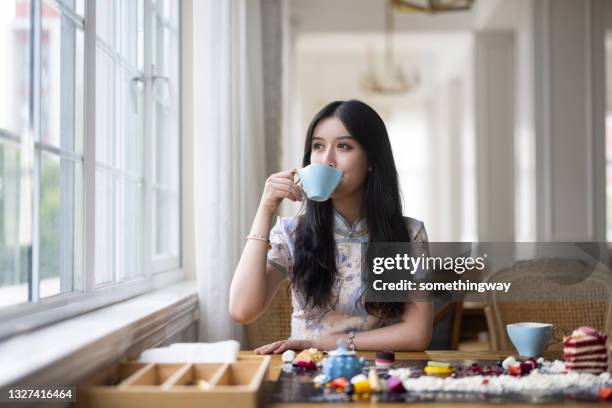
[245,279,293,349]
[485,258,612,351]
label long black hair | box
[291,100,411,320]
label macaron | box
[375,350,395,367]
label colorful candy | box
[306,348,325,364]
[295,349,313,362]
[375,350,395,368]
[329,377,349,389]
[387,376,405,393]
[508,363,522,376]
[343,383,354,395]
[293,360,316,370]
[350,374,367,384]
[424,365,454,376]
[427,361,451,368]
[353,380,371,394]
[368,368,382,392]
[599,387,612,400]
[502,356,517,370]
[293,349,318,370]
[281,349,296,363]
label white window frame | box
[0,0,184,341]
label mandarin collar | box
[333,208,367,237]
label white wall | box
[477,0,608,242]
[474,32,515,242]
[516,0,607,241]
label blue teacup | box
[297,164,343,202]
[506,322,554,357]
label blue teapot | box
[322,339,366,380]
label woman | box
[229,100,432,354]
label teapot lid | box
[328,339,356,356]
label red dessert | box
[563,327,608,374]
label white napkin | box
[139,340,240,363]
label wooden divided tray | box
[77,355,270,408]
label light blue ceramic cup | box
[506,322,554,357]
[297,164,343,202]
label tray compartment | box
[118,363,186,387]
[213,362,262,388]
[168,363,225,388]
[78,356,271,408]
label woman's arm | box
[229,206,283,324]
[229,169,303,324]
[315,301,433,351]
[255,301,433,354]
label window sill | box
[0,280,198,387]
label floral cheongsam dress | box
[266,208,428,340]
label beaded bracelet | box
[246,233,271,250]
[347,330,356,351]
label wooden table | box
[238,350,605,408]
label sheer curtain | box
[192,0,267,343]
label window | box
[152,0,180,266]
[0,0,182,339]
[94,0,144,284]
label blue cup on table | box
[297,164,343,202]
[506,322,555,357]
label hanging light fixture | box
[392,0,475,13]
[360,0,419,96]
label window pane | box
[118,68,143,176]
[56,0,84,17]
[156,0,179,28]
[118,0,142,70]
[154,94,178,189]
[152,0,180,261]
[96,0,113,46]
[154,190,178,257]
[117,179,143,280]
[0,1,30,139]
[41,1,84,154]
[0,144,29,307]
[95,169,114,284]
[0,1,31,308]
[39,152,83,298]
[75,0,84,17]
[153,25,178,79]
[95,0,146,284]
[95,48,115,166]
[95,171,144,284]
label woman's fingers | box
[273,169,298,181]
[255,340,286,355]
[269,180,302,201]
[273,341,296,354]
[255,341,281,353]
[254,341,275,354]
[274,340,312,354]
[272,178,304,199]
[260,169,304,211]
[271,182,301,202]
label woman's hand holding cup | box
[260,169,304,215]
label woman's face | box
[310,116,369,200]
